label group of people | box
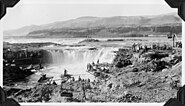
[87,60,99,72]
[132,41,181,53]
[87,60,109,72]
[86,60,110,79]
[152,43,168,50]
[176,41,182,48]
[132,43,142,52]
[132,43,149,52]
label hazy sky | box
[2,0,177,30]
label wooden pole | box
[172,34,176,47]
[82,83,86,101]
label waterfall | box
[48,47,117,65]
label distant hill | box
[3,13,182,37]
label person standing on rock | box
[87,63,92,72]
[64,69,67,76]
[92,62,95,66]
[87,78,90,83]
[136,43,140,52]
[144,45,148,52]
[72,77,75,82]
[39,64,43,69]
[132,43,136,52]
[78,76,82,81]
[97,59,99,64]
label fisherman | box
[39,64,43,69]
[87,63,90,71]
[47,78,52,85]
[157,43,160,50]
[92,62,95,66]
[95,63,99,70]
[42,74,46,79]
[135,43,140,52]
[96,68,101,73]
[178,42,181,48]
[72,77,75,81]
[176,41,182,48]
[139,44,143,50]
[87,63,92,72]
[163,44,167,50]
[97,59,99,64]
[138,43,142,50]
[152,43,156,49]
[92,62,97,70]
[87,78,91,83]
[64,69,67,76]
[78,76,82,81]
[176,42,179,48]
[102,67,106,72]
[132,43,136,52]
[105,68,110,73]
[60,82,63,92]
[82,79,85,82]
[144,45,148,52]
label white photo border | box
[0,0,184,106]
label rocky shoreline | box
[3,41,182,103]
[3,42,56,85]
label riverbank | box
[3,42,56,85]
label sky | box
[2,0,178,30]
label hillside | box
[3,13,182,37]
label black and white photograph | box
[1,0,183,103]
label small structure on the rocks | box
[60,78,73,100]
